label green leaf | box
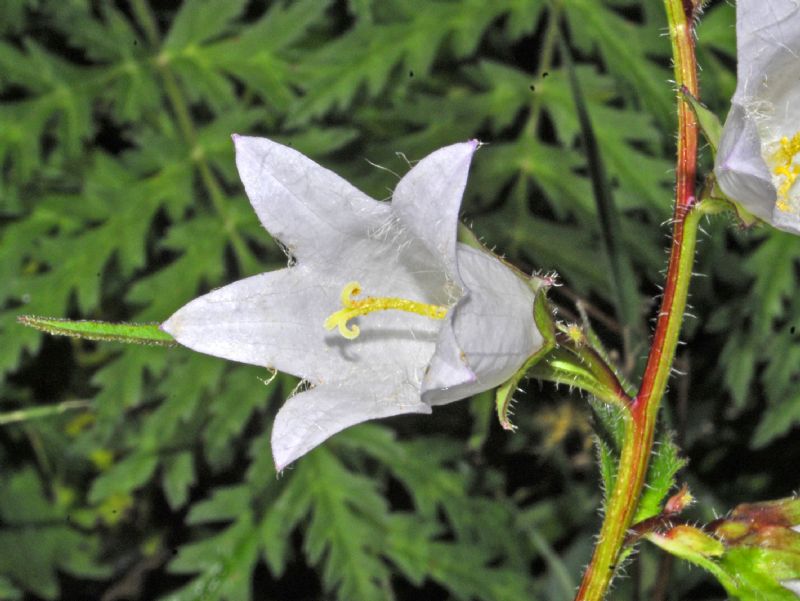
[561,37,642,343]
[167,512,260,601]
[162,451,195,510]
[287,0,531,125]
[634,433,687,522]
[682,89,723,154]
[187,485,251,526]
[89,452,159,503]
[565,0,672,123]
[89,347,167,436]
[720,548,800,601]
[721,330,756,411]
[751,390,800,449]
[203,366,275,468]
[164,0,249,50]
[430,542,533,599]
[744,234,800,334]
[300,448,390,601]
[696,1,736,54]
[17,315,175,346]
[0,576,22,601]
[200,0,330,112]
[259,462,313,577]
[645,525,731,590]
[589,398,628,500]
[0,470,109,599]
[128,217,229,321]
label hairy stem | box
[0,400,91,426]
[573,1,700,599]
[575,207,700,601]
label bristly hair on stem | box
[573,0,702,599]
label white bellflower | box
[715,0,800,233]
[162,137,545,469]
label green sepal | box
[647,524,724,558]
[528,341,631,410]
[457,222,485,251]
[572,305,636,398]
[645,525,735,590]
[682,87,722,155]
[18,315,176,346]
[704,172,763,229]
[457,221,552,293]
[728,199,762,228]
[495,291,556,430]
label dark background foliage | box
[1,1,797,599]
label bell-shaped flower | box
[714,0,800,234]
[162,136,546,469]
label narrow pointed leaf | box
[17,315,175,346]
[682,87,722,154]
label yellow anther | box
[324,280,448,340]
[771,132,800,212]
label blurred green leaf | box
[89,452,158,503]
[162,451,195,510]
[0,470,109,599]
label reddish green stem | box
[635,0,699,414]
[573,1,700,599]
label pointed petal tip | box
[159,316,177,337]
[231,133,266,154]
[420,363,478,403]
[273,450,302,475]
[271,437,301,475]
[231,133,249,150]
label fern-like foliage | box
[0,1,791,600]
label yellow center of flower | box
[771,131,800,212]
[323,281,448,340]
